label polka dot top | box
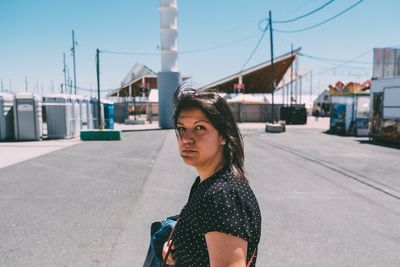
[173,167,262,267]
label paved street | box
[1,118,400,266]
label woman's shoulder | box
[204,169,257,202]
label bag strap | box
[246,248,257,267]
[161,219,179,267]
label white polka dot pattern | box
[173,168,262,267]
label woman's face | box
[176,108,225,170]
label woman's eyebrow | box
[177,119,210,125]
[194,119,210,124]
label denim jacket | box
[142,215,178,267]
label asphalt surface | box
[1,119,400,267]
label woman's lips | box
[181,149,197,156]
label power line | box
[278,0,320,19]
[313,48,372,76]
[101,35,255,56]
[181,35,254,54]
[300,52,371,65]
[275,0,365,33]
[241,23,270,71]
[101,50,158,56]
[273,0,336,24]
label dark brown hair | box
[173,85,246,181]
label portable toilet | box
[103,99,115,129]
[70,95,81,137]
[80,96,90,130]
[87,97,95,129]
[43,94,73,139]
[90,97,104,129]
[13,92,42,141]
[0,93,14,141]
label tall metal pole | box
[299,75,302,104]
[96,49,103,129]
[269,11,275,123]
[25,76,28,92]
[290,44,294,107]
[72,30,77,95]
[310,71,313,111]
[63,53,67,94]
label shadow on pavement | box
[358,139,400,150]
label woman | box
[162,87,262,267]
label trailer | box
[370,76,400,144]
[328,81,370,136]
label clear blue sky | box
[0,0,399,97]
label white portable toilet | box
[43,94,73,139]
[13,92,42,141]
[70,95,81,137]
[80,96,90,130]
[0,93,14,141]
[87,96,94,129]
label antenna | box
[71,30,78,94]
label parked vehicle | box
[369,77,400,144]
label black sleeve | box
[202,184,253,242]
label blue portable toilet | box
[90,97,104,129]
[103,99,114,129]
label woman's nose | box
[181,130,194,143]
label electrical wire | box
[300,52,371,65]
[278,0,320,20]
[101,50,158,56]
[275,0,365,33]
[76,85,113,93]
[241,23,270,71]
[100,35,255,56]
[181,35,254,54]
[273,0,336,24]
[313,48,372,76]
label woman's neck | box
[197,156,225,182]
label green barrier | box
[80,130,122,141]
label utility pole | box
[25,76,28,92]
[309,72,313,111]
[299,75,302,104]
[9,80,12,93]
[96,49,103,129]
[1,79,3,92]
[63,53,67,94]
[290,44,294,107]
[67,67,71,94]
[269,10,275,123]
[71,30,78,95]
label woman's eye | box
[195,125,206,131]
[177,127,185,132]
